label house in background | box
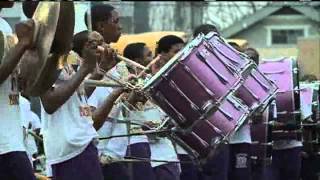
[221,2,320,78]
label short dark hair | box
[156,35,184,55]
[244,47,259,64]
[193,24,219,38]
[22,1,39,18]
[123,42,146,60]
[72,30,89,57]
[84,4,115,31]
[228,42,243,52]
[301,74,318,82]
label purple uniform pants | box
[52,142,104,180]
[153,163,180,180]
[178,154,200,180]
[200,143,230,180]
[301,153,320,180]
[101,162,130,180]
[228,143,252,180]
[0,151,36,180]
[125,142,156,180]
[265,147,302,180]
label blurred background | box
[1,1,319,79]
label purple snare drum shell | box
[204,32,251,72]
[170,95,249,162]
[146,35,245,128]
[235,67,278,112]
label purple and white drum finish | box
[250,106,272,165]
[258,57,301,128]
[144,35,245,128]
[170,95,249,162]
[234,66,278,112]
[204,32,252,73]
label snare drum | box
[169,95,249,163]
[205,32,278,112]
[204,32,251,73]
[234,66,278,112]
[144,34,246,128]
[259,57,301,131]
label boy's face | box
[151,43,184,75]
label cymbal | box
[19,2,75,96]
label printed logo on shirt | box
[9,93,19,105]
[235,153,248,169]
[79,105,92,117]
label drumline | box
[1,1,320,180]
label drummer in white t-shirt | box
[0,4,37,179]
[40,32,118,180]
[88,81,130,180]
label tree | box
[133,2,150,33]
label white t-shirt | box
[0,77,26,154]
[228,123,252,144]
[41,66,98,165]
[140,105,178,167]
[87,86,129,159]
[19,96,40,159]
[0,17,13,36]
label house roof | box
[222,3,320,38]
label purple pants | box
[52,142,103,180]
[178,154,200,180]
[153,163,180,180]
[200,143,230,180]
[265,147,302,180]
[301,153,320,180]
[228,143,252,180]
[125,142,156,180]
[0,151,36,180]
[101,162,130,180]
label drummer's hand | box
[98,43,118,72]
[143,121,158,129]
[81,40,100,72]
[15,19,35,49]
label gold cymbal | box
[19,2,75,96]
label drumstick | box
[99,129,173,140]
[97,46,147,70]
[84,79,124,88]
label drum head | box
[19,2,74,96]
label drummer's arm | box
[85,71,104,98]
[91,88,124,130]
[0,20,35,84]
[0,42,28,84]
[85,44,118,98]
[40,65,93,114]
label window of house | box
[271,29,304,45]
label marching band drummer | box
[0,2,37,179]
[84,4,122,98]
[82,4,139,180]
[245,47,303,180]
[124,41,181,180]
[39,27,119,180]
